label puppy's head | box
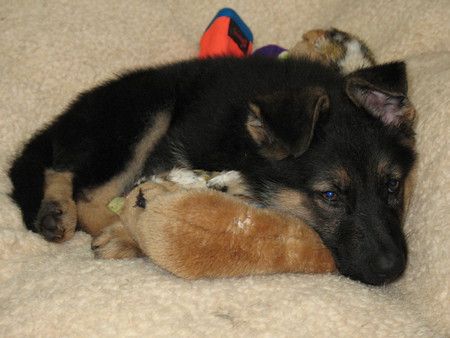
[249,62,416,285]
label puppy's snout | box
[369,251,406,284]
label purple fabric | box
[252,44,287,58]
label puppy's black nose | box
[369,252,406,284]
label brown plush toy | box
[92,169,336,279]
[289,28,376,74]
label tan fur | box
[246,103,264,143]
[91,221,144,259]
[376,157,416,221]
[290,30,333,65]
[77,179,122,236]
[42,170,77,242]
[77,111,171,236]
[310,166,351,192]
[334,167,351,188]
[93,181,336,279]
[270,189,313,220]
[246,103,289,160]
[403,164,417,219]
[91,181,189,258]
[401,104,416,124]
[376,157,403,179]
[290,29,376,75]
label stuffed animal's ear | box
[246,87,329,160]
[345,62,415,127]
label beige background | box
[0,1,449,336]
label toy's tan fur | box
[92,181,336,279]
[290,29,376,74]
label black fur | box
[8,56,416,285]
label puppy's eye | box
[387,179,400,193]
[321,191,338,202]
[133,189,146,209]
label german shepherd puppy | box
[9,55,416,286]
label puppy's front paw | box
[91,222,144,259]
[36,199,77,243]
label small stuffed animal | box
[92,169,336,279]
[253,28,376,74]
[289,28,376,74]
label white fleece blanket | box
[1,1,449,336]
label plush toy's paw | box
[92,222,144,259]
[149,168,253,199]
[206,170,251,197]
[35,199,77,243]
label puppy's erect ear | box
[345,62,415,128]
[246,87,329,160]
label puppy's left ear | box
[247,87,329,160]
[345,62,415,128]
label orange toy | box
[199,8,253,58]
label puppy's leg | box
[36,169,77,242]
[91,222,144,259]
[76,177,122,237]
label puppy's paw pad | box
[36,201,71,242]
[36,199,77,242]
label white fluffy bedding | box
[0,0,449,336]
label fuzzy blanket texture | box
[1,1,449,336]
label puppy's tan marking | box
[76,179,122,236]
[77,111,171,235]
[311,166,350,192]
[333,166,351,189]
[246,103,287,159]
[399,103,416,125]
[376,157,403,179]
[402,164,417,219]
[270,188,340,237]
[43,170,74,204]
[270,188,312,221]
